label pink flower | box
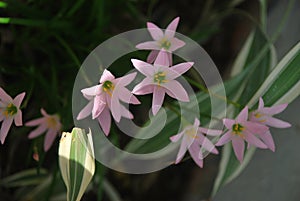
[132,51,193,115]
[170,118,222,168]
[249,97,291,151]
[136,17,185,64]
[216,106,268,163]
[77,70,140,135]
[26,108,62,151]
[0,87,25,144]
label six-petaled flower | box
[132,51,193,115]
[77,69,140,135]
[216,106,269,163]
[26,108,62,151]
[0,87,25,144]
[249,97,291,151]
[136,17,185,64]
[170,118,223,168]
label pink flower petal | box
[147,50,159,63]
[193,118,200,128]
[0,114,4,122]
[136,41,160,50]
[0,118,13,144]
[118,88,140,104]
[98,107,111,136]
[167,52,173,65]
[0,87,13,103]
[198,127,223,136]
[257,130,275,152]
[44,129,57,152]
[169,62,193,79]
[188,143,203,168]
[111,94,122,122]
[28,125,47,138]
[132,85,154,95]
[41,108,49,117]
[260,104,288,115]
[26,117,44,126]
[154,51,170,67]
[120,104,134,120]
[147,22,164,40]
[223,119,235,129]
[163,81,189,102]
[132,78,153,94]
[170,131,184,142]
[232,137,245,163]
[115,72,137,87]
[100,69,115,83]
[175,137,188,164]
[13,92,25,107]
[200,135,218,154]
[165,17,180,38]
[152,87,165,115]
[236,106,248,122]
[258,97,264,109]
[92,95,106,119]
[244,121,269,134]
[169,37,185,52]
[216,131,232,146]
[265,116,291,128]
[81,85,99,97]
[14,110,23,126]
[77,100,93,120]
[244,130,267,149]
[105,93,112,108]
[131,59,155,76]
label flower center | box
[4,103,17,117]
[160,38,171,50]
[232,123,244,136]
[46,116,58,129]
[254,112,266,123]
[254,112,263,118]
[102,80,114,96]
[185,127,198,139]
[153,71,168,85]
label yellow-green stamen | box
[4,103,17,117]
[102,80,114,96]
[160,38,171,50]
[47,116,58,129]
[254,113,263,118]
[185,127,198,139]
[254,112,266,123]
[154,71,168,85]
[232,123,244,137]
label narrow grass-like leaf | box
[0,169,48,188]
[212,40,300,197]
[212,26,276,196]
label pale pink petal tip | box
[147,22,164,41]
[100,69,115,83]
[13,92,26,107]
[236,106,248,122]
[0,119,14,144]
[44,130,57,152]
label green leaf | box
[212,27,276,196]
[0,169,48,188]
[249,41,300,106]
[212,40,300,197]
